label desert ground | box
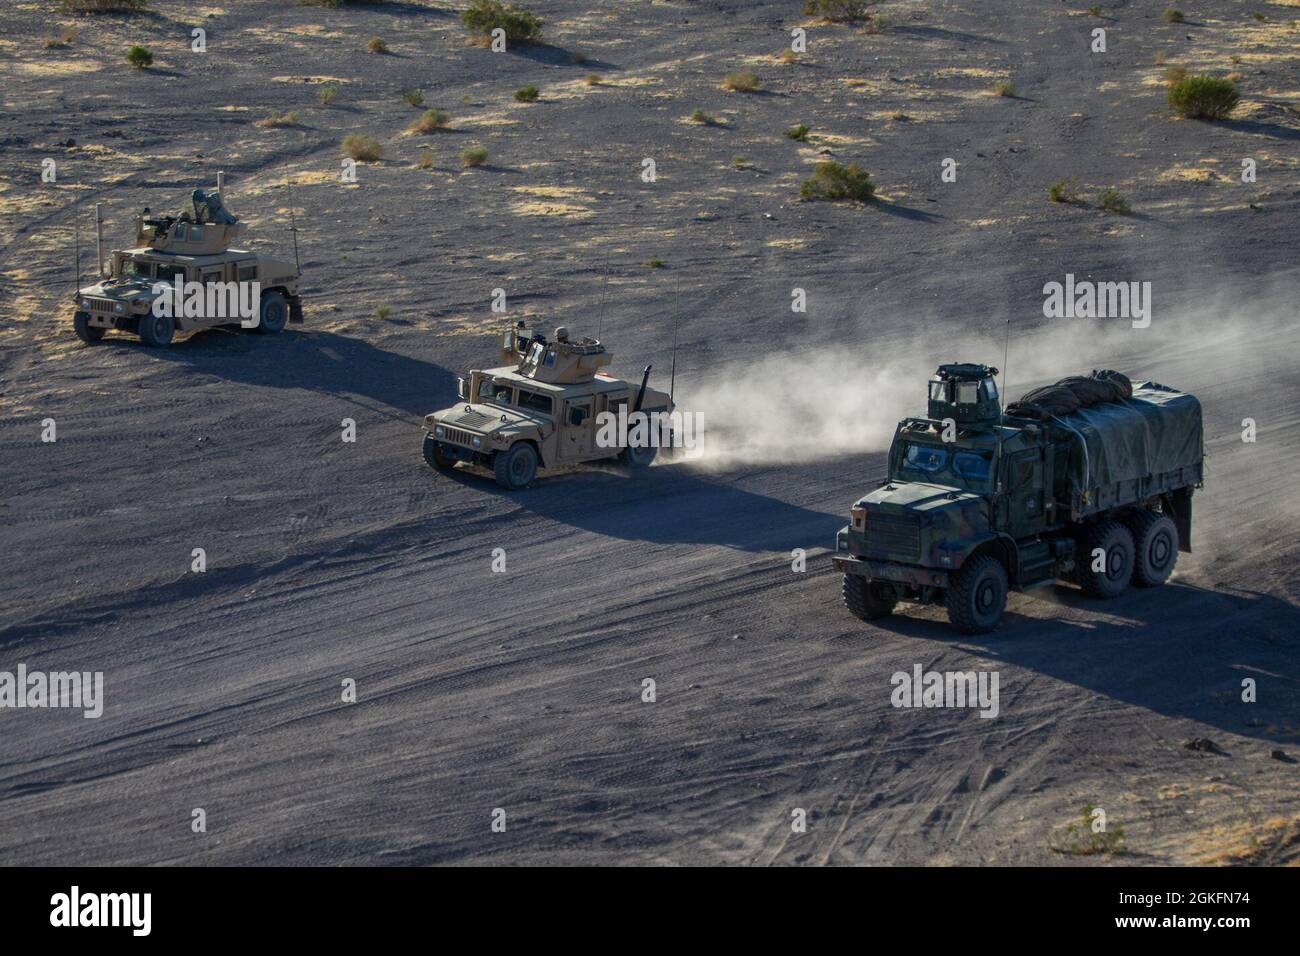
[0,0,1298,865]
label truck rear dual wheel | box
[73,314,105,344]
[493,442,538,490]
[1129,510,1178,587]
[842,574,897,622]
[946,555,1008,635]
[1076,521,1135,598]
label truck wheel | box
[255,291,288,334]
[421,432,456,471]
[493,442,537,490]
[946,555,1008,634]
[1129,511,1178,588]
[73,314,105,344]
[842,574,896,622]
[1076,521,1135,598]
[620,444,657,468]
[138,312,174,348]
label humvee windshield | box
[474,377,553,416]
[896,442,992,492]
[120,258,153,278]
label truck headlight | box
[434,425,444,438]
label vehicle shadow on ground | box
[149,328,452,417]
[439,459,844,552]
[876,580,1300,746]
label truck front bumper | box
[833,553,949,589]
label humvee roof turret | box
[421,323,675,489]
[71,179,303,348]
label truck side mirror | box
[456,377,467,399]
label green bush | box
[255,111,300,128]
[722,70,760,92]
[460,146,489,167]
[514,84,539,102]
[401,89,424,107]
[1097,188,1131,214]
[1048,176,1081,203]
[342,134,383,162]
[461,0,542,44]
[1049,803,1126,856]
[125,45,152,69]
[1167,75,1239,119]
[802,0,872,23]
[994,80,1015,97]
[316,84,339,105]
[408,109,449,133]
[1163,8,1184,23]
[800,161,874,202]
[785,122,810,141]
[366,36,388,54]
[690,108,719,125]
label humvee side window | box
[238,265,257,282]
[516,390,552,415]
[157,264,186,282]
[202,270,222,284]
[189,226,203,241]
[904,444,947,473]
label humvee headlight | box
[434,426,445,438]
[471,436,482,449]
[80,299,91,309]
[113,303,125,314]
[850,506,866,531]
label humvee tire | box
[494,442,538,490]
[1076,520,1134,598]
[620,444,657,468]
[1129,510,1177,588]
[138,312,175,348]
[255,291,288,334]
[946,554,1008,634]
[843,573,896,622]
[422,432,457,471]
[73,314,105,344]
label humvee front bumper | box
[833,553,950,589]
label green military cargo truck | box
[834,363,1204,634]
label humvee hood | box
[429,403,548,434]
[861,482,982,513]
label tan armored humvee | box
[71,181,303,347]
[422,323,675,489]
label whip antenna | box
[287,176,301,274]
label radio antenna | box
[287,176,301,274]
[994,315,1012,497]
[670,285,680,406]
[597,255,609,341]
[73,203,82,294]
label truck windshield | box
[904,444,947,473]
[897,442,993,492]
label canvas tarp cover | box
[1050,382,1203,495]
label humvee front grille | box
[87,299,115,313]
[441,427,477,448]
[863,511,921,562]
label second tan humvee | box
[422,324,674,489]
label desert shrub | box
[44,27,79,48]
[256,111,300,128]
[1152,50,1167,65]
[1048,176,1080,203]
[994,79,1015,97]
[731,156,751,168]
[416,151,434,169]
[461,0,542,44]
[722,70,760,92]
[460,146,489,167]
[1163,8,1184,23]
[690,108,719,125]
[514,84,539,102]
[1087,5,1101,14]
[1048,176,1081,203]
[1163,65,1188,84]
[785,122,810,141]
[408,108,449,133]
[62,0,146,11]
[366,36,388,54]
[569,51,588,65]
[584,73,603,86]
[800,161,874,202]
[125,45,152,68]
[1251,11,1267,21]
[401,89,424,107]
[862,14,889,33]
[1167,75,1239,119]
[316,84,339,105]
[645,256,665,268]
[1049,803,1126,855]
[1097,188,1131,214]
[376,305,392,319]
[777,49,796,64]
[802,0,872,23]
[342,134,383,161]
